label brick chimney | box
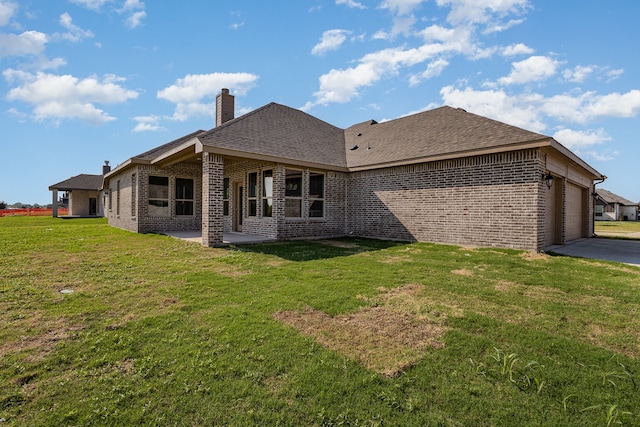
[102,160,111,175]
[216,88,234,127]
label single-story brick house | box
[595,189,638,221]
[102,89,604,250]
[49,162,111,217]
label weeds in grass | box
[470,348,546,394]
[581,404,633,426]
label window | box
[148,176,169,216]
[285,169,302,217]
[131,173,136,217]
[108,188,112,211]
[175,178,194,216]
[116,180,120,216]
[309,172,325,218]
[595,205,603,217]
[248,172,258,216]
[223,177,230,216]
[262,169,273,217]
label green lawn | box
[596,220,640,236]
[1,217,639,426]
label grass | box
[1,217,639,426]
[596,220,640,236]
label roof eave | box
[548,139,605,180]
[150,138,199,168]
[347,138,553,172]
[200,145,350,172]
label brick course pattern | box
[347,149,543,250]
[107,163,201,234]
[202,153,224,246]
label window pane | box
[263,198,273,217]
[176,178,193,200]
[223,200,229,216]
[176,201,193,216]
[285,169,302,197]
[309,200,324,218]
[148,200,169,216]
[149,176,168,199]
[285,198,301,217]
[248,173,257,198]
[248,199,257,217]
[309,173,324,198]
[262,170,273,197]
[223,177,230,200]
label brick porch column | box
[202,152,224,246]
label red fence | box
[0,208,68,217]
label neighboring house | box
[102,89,605,251]
[595,189,638,221]
[49,162,111,217]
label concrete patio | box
[164,231,276,245]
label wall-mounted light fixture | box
[542,172,554,189]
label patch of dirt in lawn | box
[379,255,413,264]
[274,285,448,377]
[451,268,473,276]
[520,251,549,261]
[0,316,84,363]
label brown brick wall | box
[107,163,201,234]
[223,160,347,240]
[346,149,543,250]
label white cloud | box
[552,128,611,150]
[379,0,424,16]
[436,0,530,26]
[307,44,450,107]
[58,12,95,42]
[409,58,449,85]
[0,1,18,27]
[69,0,110,11]
[312,29,351,55]
[542,90,640,123]
[562,65,594,83]
[157,72,259,121]
[0,30,48,59]
[501,43,534,56]
[133,115,165,132]
[114,0,146,28]
[497,55,561,85]
[606,68,624,82]
[124,11,145,29]
[306,24,481,108]
[121,0,144,11]
[336,0,366,9]
[4,71,138,124]
[440,84,547,132]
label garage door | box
[544,181,561,246]
[566,183,586,241]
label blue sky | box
[1,0,639,205]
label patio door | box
[234,184,243,232]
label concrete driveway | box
[546,238,640,267]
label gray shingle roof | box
[49,174,103,191]
[345,106,549,169]
[197,103,347,168]
[134,130,206,161]
[596,189,637,206]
